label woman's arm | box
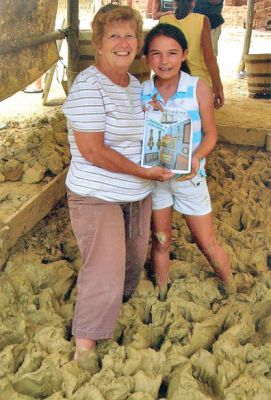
[74,130,174,181]
[201,16,224,109]
[152,0,174,20]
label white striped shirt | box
[62,66,152,202]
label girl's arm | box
[201,16,224,109]
[176,79,217,182]
[73,130,174,182]
[194,79,217,162]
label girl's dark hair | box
[143,23,190,74]
[175,0,194,19]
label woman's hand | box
[74,130,174,181]
[176,155,200,182]
[146,166,174,182]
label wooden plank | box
[0,168,67,269]
[217,124,267,148]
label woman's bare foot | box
[213,265,236,295]
[74,337,96,361]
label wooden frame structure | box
[238,0,255,73]
[0,0,80,92]
[0,0,79,267]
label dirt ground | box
[0,25,271,400]
[0,142,270,399]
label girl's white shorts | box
[152,175,212,216]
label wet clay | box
[0,69,271,400]
[0,140,270,399]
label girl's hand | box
[147,93,164,112]
[176,155,200,182]
[146,166,174,182]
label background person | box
[142,23,234,297]
[62,5,173,360]
[193,0,224,57]
[160,0,224,109]
[151,0,176,20]
[23,77,43,94]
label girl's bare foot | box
[158,284,168,301]
[155,274,168,301]
[223,275,236,295]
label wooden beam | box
[0,169,67,269]
[237,0,255,73]
[67,0,79,90]
[0,30,66,55]
[42,19,67,106]
[217,124,267,148]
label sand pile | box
[0,142,271,399]
[0,112,69,185]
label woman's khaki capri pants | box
[67,191,152,341]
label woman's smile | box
[113,51,131,56]
[98,20,138,73]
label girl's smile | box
[148,35,188,82]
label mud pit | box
[0,118,271,399]
[0,24,271,400]
[0,82,271,400]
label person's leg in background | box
[23,77,43,93]
[211,24,222,57]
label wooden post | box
[237,0,254,73]
[42,19,67,106]
[67,0,79,91]
[266,133,271,152]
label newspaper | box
[141,107,193,174]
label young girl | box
[142,23,234,296]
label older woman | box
[62,4,173,359]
